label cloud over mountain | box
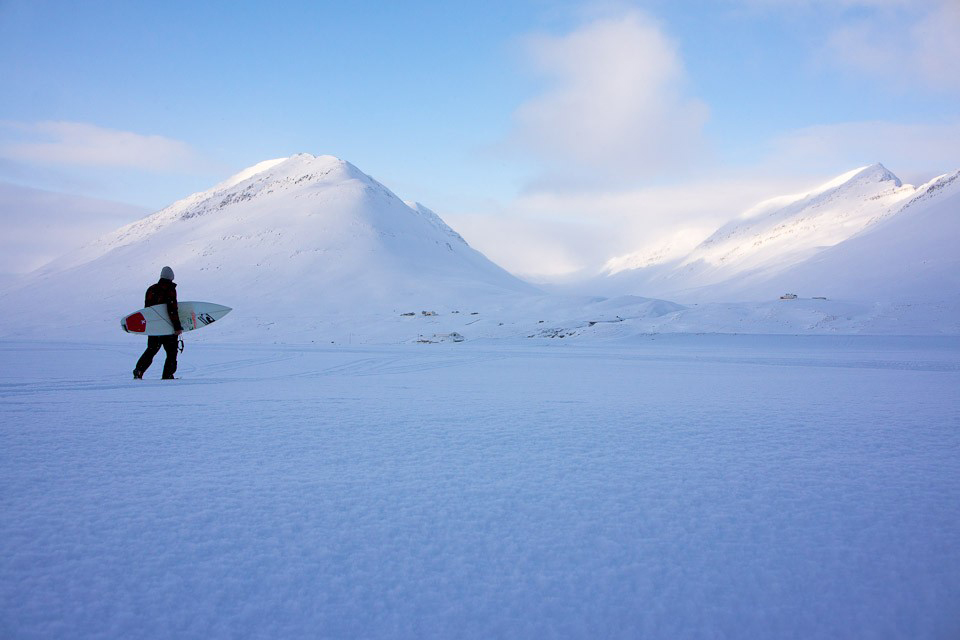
[510,10,708,187]
[0,121,208,172]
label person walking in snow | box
[133,266,183,380]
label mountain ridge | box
[0,153,536,340]
[599,163,959,302]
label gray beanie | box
[160,266,175,281]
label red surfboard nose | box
[124,312,146,333]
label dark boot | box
[160,334,179,379]
[135,336,162,376]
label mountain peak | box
[14,153,534,331]
[228,153,368,187]
[848,163,901,188]
[208,154,378,196]
[799,163,901,197]
[140,153,389,230]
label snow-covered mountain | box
[3,156,957,342]
[756,170,960,301]
[0,154,536,340]
[601,164,960,303]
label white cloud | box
[0,181,148,274]
[900,1,960,93]
[766,120,960,183]
[448,174,806,278]
[457,3,960,281]
[447,210,601,279]
[740,0,915,7]
[510,10,709,187]
[782,0,960,93]
[733,1,960,93]
[0,121,208,172]
[456,113,960,279]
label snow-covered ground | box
[2,155,959,637]
[2,335,958,639]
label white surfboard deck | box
[121,301,232,336]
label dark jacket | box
[145,278,183,332]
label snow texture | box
[602,164,960,304]
[1,336,959,639]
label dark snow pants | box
[136,335,179,378]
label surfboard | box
[121,301,232,335]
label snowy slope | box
[710,169,960,302]
[602,164,958,303]
[681,164,909,274]
[0,154,537,340]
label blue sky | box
[1,0,958,275]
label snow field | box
[1,336,959,639]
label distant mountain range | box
[1,155,957,341]
[599,163,960,302]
